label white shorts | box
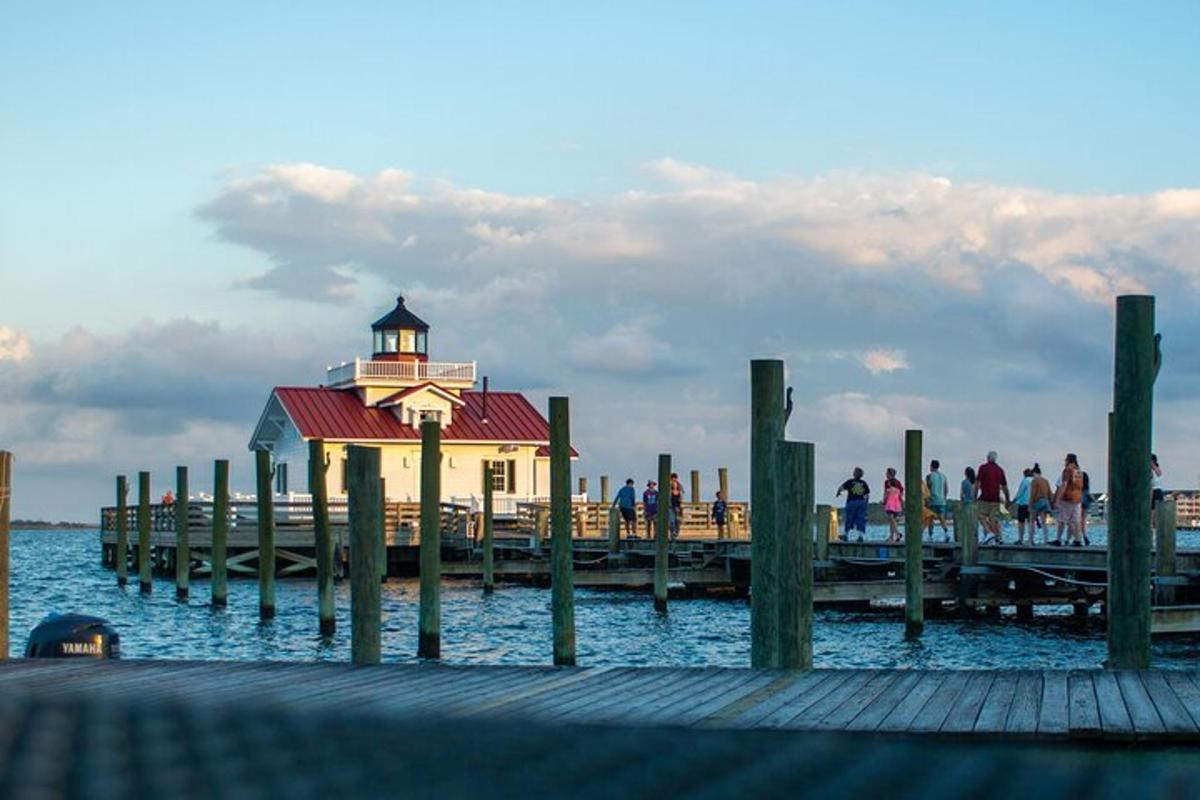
[1056,501,1081,526]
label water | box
[9,529,1200,667]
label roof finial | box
[396,295,405,306]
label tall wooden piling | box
[254,449,276,620]
[607,506,620,552]
[690,470,701,504]
[904,429,924,637]
[175,466,189,601]
[599,475,609,505]
[115,475,128,586]
[1108,295,1155,669]
[0,451,11,657]
[718,467,731,539]
[482,462,495,594]
[549,397,576,665]
[655,453,671,613]
[750,360,786,668]
[1154,499,1177,606]
[211,460,229,608]
[578,476,587,497]
[815,504,831,563]
[310,440,335,635]
[418,420,442,658]
[776,441,814,670]
[137,471,151,594]
[347,445,382,665]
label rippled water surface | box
[9,530,1200,667]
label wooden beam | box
[310,439,335,636]
[138,471,151,594]
[549,397,576,665]
[750,360,785,668]
[418,420,442,658]
[655,453,671,613]
[348,445,382,665]
[255,450,276,620]
[904,429,924,637]
[175,466,189,601]
[211,460,229,608]
[115,475,128,587]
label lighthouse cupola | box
[371,296,430,363]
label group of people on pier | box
[836,451,1165,548]
[611,473,729,539]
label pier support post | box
[115,475,129,586]
[418,420,442,658]
[690,470,701,505]
[718,467,730,539]
[777,441,814,670]
[0,451,10,657]
[211,460,229,608]
[137,471,151,594]
[904,429,924,637]
[655,454,672,613]
[175,466,189,601]
[379,477,388,581]
[955,501,979,610]
[483,462,495,594]
[1108,295,1155,669]
[550,397,576,665]
[255,449,276,620]
[578,476,587,497]
[310,440,335,635]
[599,475,609,505]
[750,360,786,668]
[1154,499,1177,606]
[815,504,831,563]
[348,445,382,665]
[607,506,620,553]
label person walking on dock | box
[643,481,659,539]
[836,468,871,540]
[668,473,683,539]
[1053,453,1084,546]
[974,451,1010,544]
[1151,453,1164,527]
[1013,468,1033,545]
[925,459,949,539]
[1028,464,1054,543]
[614,479,638,538]
[1079,468,1093,546]
[883,468,904,543]
[712,491,728,538]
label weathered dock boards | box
[3,661,1200,742]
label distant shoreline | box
[10,521,93,531]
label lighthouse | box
[248,296,575,511]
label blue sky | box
[2,2,1199,518]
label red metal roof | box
[274,386,560,443]
[534,445,580,458]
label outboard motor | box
[26,613,120,659]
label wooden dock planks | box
[1,661,1199,742]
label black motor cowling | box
[26,613,120,659]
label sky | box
[2,2,1199,520]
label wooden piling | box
[482,462,495,594]
[418,420,442,658]
[347,445,382,665]
[904,429,924,637]
[0,451,11,657]
[549,397,576,665]
[1108,294,1155,669]
[750,360,785,668]
[137,471,151,594]
[578,476,587,497]
[1154,499,1177,606]
[607,506,620,553]
[378,477,388,581]
[115,475,128,586]
[599,475,609,505]
[175,466,189,601]
[254,449,276,620]
[655,453,671,613]
[535,507,548,548]
[310,440,335,635]
[211,460,229,608]
[815,504,831,563]
[690,470,701,504]
[776,441,814,670]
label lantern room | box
[371,296,429,363]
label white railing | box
[326,358,477,386]
[450,494,588,516]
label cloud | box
[567,318,679,376]
[0,327,32,362]
[859,349,909,375]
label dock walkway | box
[4,660,1200,742]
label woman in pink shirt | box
[883,467,904,543]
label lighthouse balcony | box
[326,357,477,389]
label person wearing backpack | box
[1053,453,1085,546]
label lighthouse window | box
[400,329,416,353]
[415,331,427,354]
[383,330,399,352]
[373,330,383,353]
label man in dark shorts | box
[613,478,638,538]
[643,481,659,539]
[712,491,728,537]
[836,467,871,539]
[975,450,1010,542]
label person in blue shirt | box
[643,481,659,539]
[612,478,638,538]
[712,491,728,538]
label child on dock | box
[883,468,904,543]
[643,481,659,539]
[712,491,727,537]
[1013,468,1033,545]
[613,479,638,538]
[836,468,870,540]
